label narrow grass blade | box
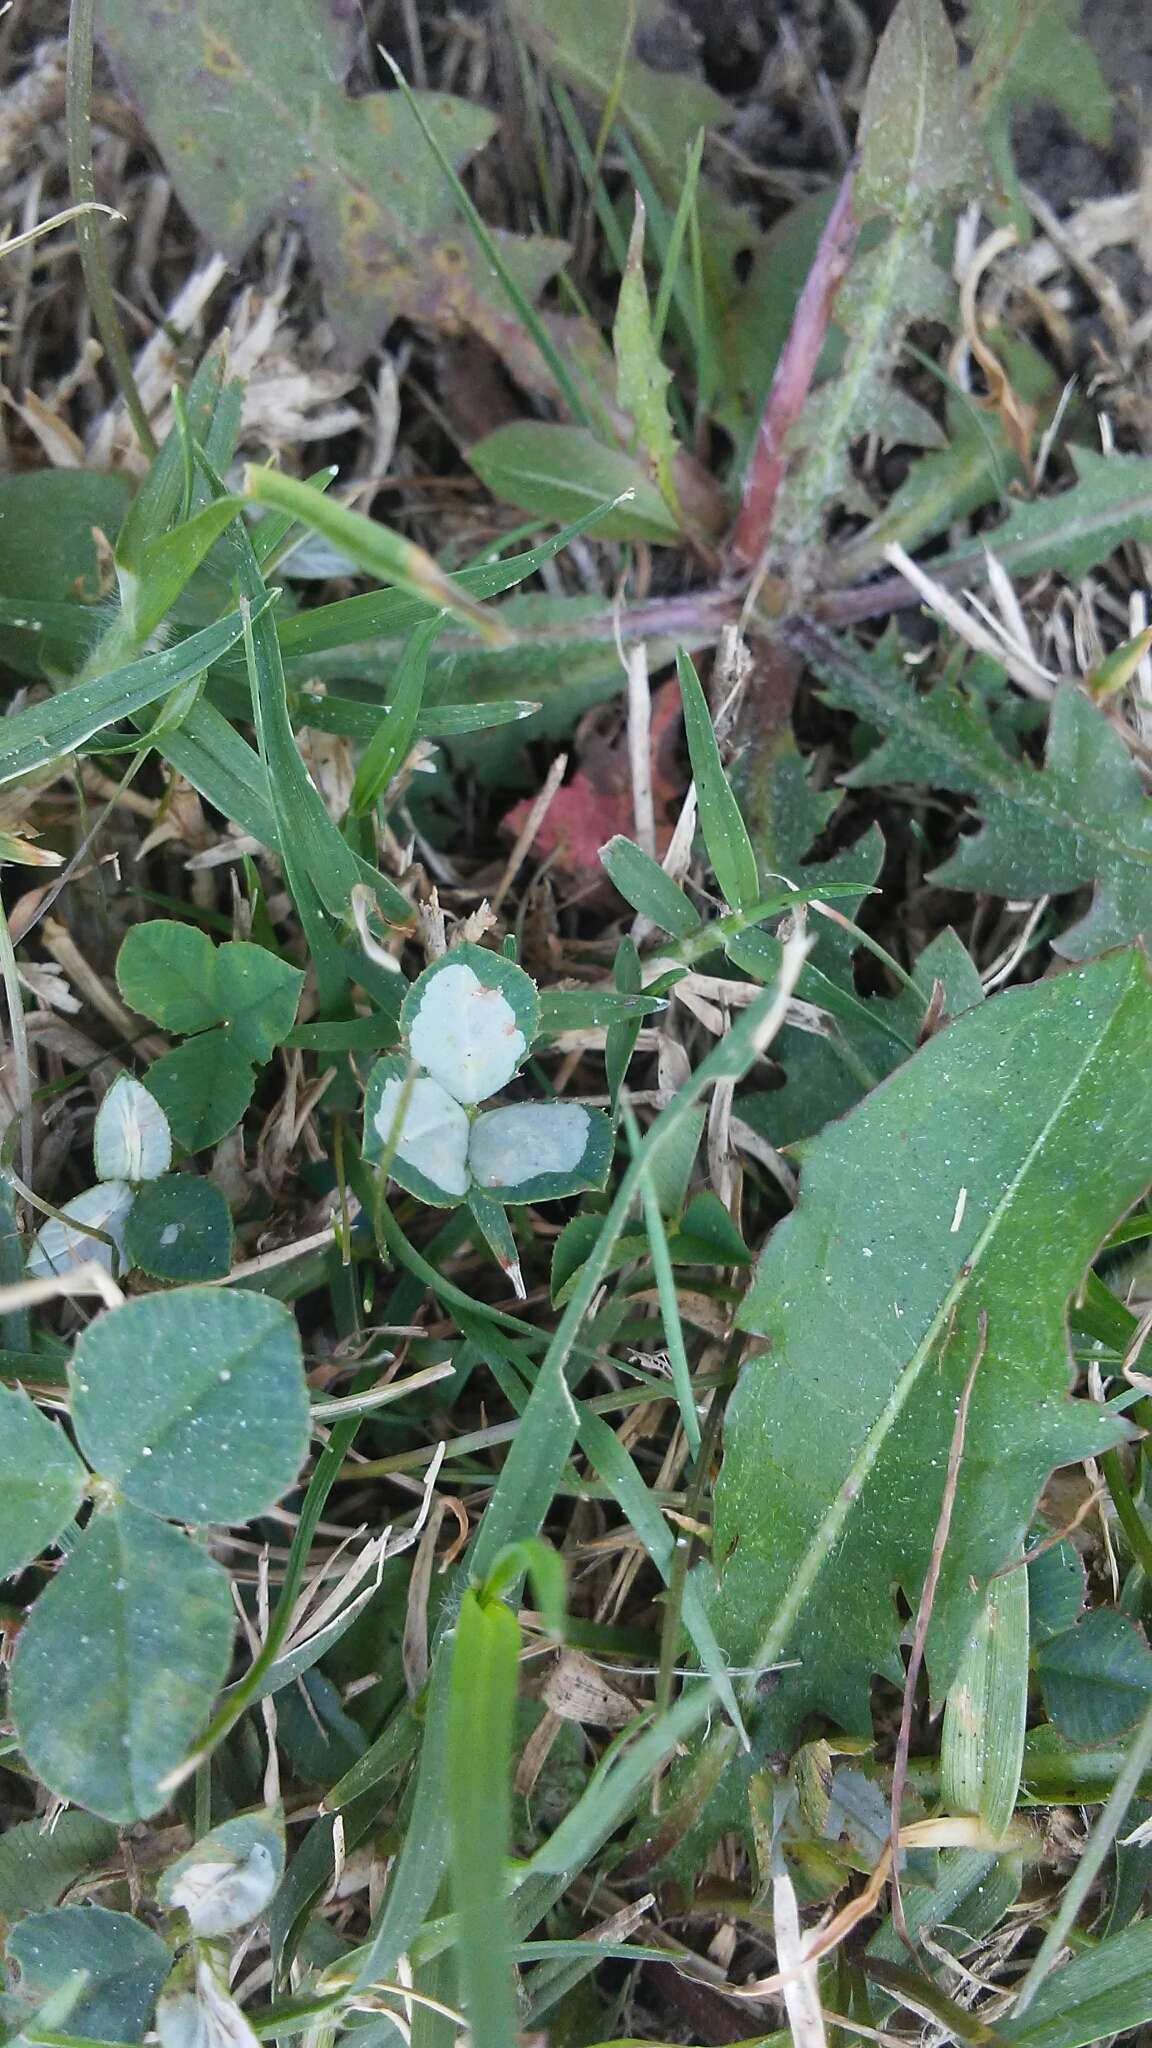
[350,619,441,815]
[349,1649,453,1989]
[652,129,706,347]
[276,498,632,662]
[377,49,595,431]
[0,608,256,789]
[447,1581,522,2048]
[123,496,242,641]
[467,927,810,1585]
[251,464,337,568]
[599,836,699,936]
[1011,1694,1152,2018]
[626,1102,699,1453]
[243,468,512,646]
[676,647,760,911]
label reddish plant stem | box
[731,160,860,571]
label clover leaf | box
[364,945,612,1214]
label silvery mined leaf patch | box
[155,1956,260,2048]
[468,1102,613,1203]
[158,1812,283,1935]
[93,1075,172,1184]
[401,943,539,1106]
[27,1180,135,1279]
[364,1058,472,1205]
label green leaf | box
[122,1176,234,1283]
[244,469,508,644]
[8,1906,171,2044]
[467,1188,524,1295]
[713,949,1152,1730]
[0,1386,87,1580]
[963,0,1111,232]
[0,470,132,678]
[157,1812,283,1935]
[536,986,666,1036]
[448,1589,521,2048]
[1028,1538,1086,1642]
[813,632,1152,960]
[468,1103,614,1205]
[0,1813,118,1921]
[0,608,254,791]
[93,1075,172,1184]
[614,197,681,521]
[349,618,441,815]
[676,648,760,911]
[123,497,242,642]
[605,933,643,1112]
[144,1030,256,1152]
[214,941,304,1063]
[598,835,699,935]
[998,1921,1152,2048]
[116,922,222,1035]
[69,1289,308,1524]
[834,393,1024,582]
[363,1056,471,1206]
[941,1565,1029,1833]
[772,0,982,567]
[467,424,681,542]
[854,0,983,221]
[964,0,1110,137]
[98,0,564,363]
[401,944,540,1106]
[11,1503,235,1821]
[1036,1611,1152,1746]
[938,446,1152,584]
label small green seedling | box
[364,944,613,1292]
[27,1072,233,1285]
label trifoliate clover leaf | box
[366,946,613,1213]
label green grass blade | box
[350,618,440,816]
[598,836,700,936]
[251,463,337,568]
[652,129,706,348]
[377,49,595,431]
[626,1101,700,1453]
[467,929,810,1587]
[243,468,511,645]
[0,607,256,789]
[275,496,635,663]
[447,1590,522,2048]
[349,1651,453,1989]
[1011,1694,1152,2019]
[676,647,760,911]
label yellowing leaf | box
[98,0,566,363]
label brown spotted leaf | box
[98,0,567,364]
